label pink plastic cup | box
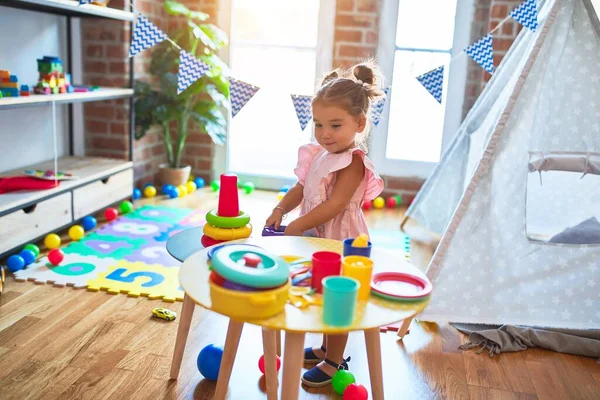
[311,251,342,293]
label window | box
[373,0,472,178]
[215,0,335,189]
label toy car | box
[151,307,177,321]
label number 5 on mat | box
[106,268,165,287]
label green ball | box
[211,180,220,192]
[393,194,402,206]
[119,200,134,214]
[242,181,255,194]
[332,370,356,395]
[23,244,40,257]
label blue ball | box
[194,177,205,189]
[281,184,291,193]
[19,249,36,266]
[143,183,153,189]
[197,344,223,380]
[7,255,25,272]
[81,215,97,231]
[167,187,180,199]
[133,188,142,200]
[162,184,175,195]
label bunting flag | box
[510,0,538,32]
[465,33,495,75]
[230,78,260,117]
[370,87,390,126]
[129,14,167,57]
[416,66,444,104]
[290,94,312,131]
[177,50,210,94]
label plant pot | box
[158,163,191,186]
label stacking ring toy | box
[207,244,260,260]
[206,210,250,228]
[203,224,252,241]
[201,235,226,248]
[211,245,289,288]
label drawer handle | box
[101,177,110,184]
[23,204,37,214]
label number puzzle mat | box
[13,205,206,302]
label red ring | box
[201,234,226,247]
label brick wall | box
[333,0,381,69]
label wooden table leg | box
[396,317,413,340]
[364,328,384,400]
[214,319,244,400]
[276,329,282,357]
[280,331,305,400]
[170,293,196,379]
[262,328,279,400]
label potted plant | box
[134,0,229,186]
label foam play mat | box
[14,205,205,302]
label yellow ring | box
[203,223,252,241]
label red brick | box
[111,122,128,135]
[491,4,508,18]
[493,54,504,67]
[337,0,354,12]
[357,0,377,12]
[84,61,107,74]
[365,31,378,44]
[195,159,212,171]
[338,44,376,58]
[86,120,108,133]
[502,21,515,35]
[476,8,489,21]
[85,105,115,119]
[335,14,375,28]
[91,135,128,150]
[86,45,104,57]
[109,61,128,74]
[383,176,423,192]
[335,29,362,42]
[188,133,213,145]
[494,37,514,51]
[107,45,127,59]
[90,76,128,87]
[185,144,212,158]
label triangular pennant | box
[510,0,538,32]
[369,87,390,126]
[177,50,210,94]
[129,14,167,57]
[290,94,312,131]
[465,33,495,75]
[416,66,444,104]
[230,78,260,117]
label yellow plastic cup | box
[341,256,373,300]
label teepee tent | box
[407,0,600,335]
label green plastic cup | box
[322,276,360,327]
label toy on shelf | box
[23,169,77,180]
[20,85,30,96]
[0,70,20,97]
[34,56,74,95]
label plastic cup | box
[311,251,342,293]
[343,238,372,257]
[342,256,374,300]
[322,276,359,327]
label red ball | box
[48,249,64,265]
[386,196,397,208]
[343,383,369,400]
[361,200,372,211]
[104,207,118,221]
[258,354,281,374]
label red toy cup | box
[311,251,342,293]
[217,173,240,217]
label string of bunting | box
[103,0,538,130]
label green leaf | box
[188,21,218,50]
[164,0,190,16]
[199,24,228,49]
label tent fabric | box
[416,0,600,330]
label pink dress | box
[293,143,384,240]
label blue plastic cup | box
[322,276,360,327]
[343,238,372,257]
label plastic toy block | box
[1,82,18,89]
[0,70,9,78]
[0,91,3,98]
[67,85,74,93]
[9,75,17,82]
[20,84,30,91]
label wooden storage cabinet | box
[73,168,133,219]
[0,192,72,254]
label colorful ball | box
[177,184,188,197]
[281,184,291,193]
[185,181,197,193]
[48,249,64,266]
[343,383,369,400]
[242,182,255,194]
[332,370,356,395]
[386,196,397,208]
[143,183,153,189]
[188,174,195,182]
[68,225,85,241]
[19,249,36,266]
[7,255,25,272]
[197,344,223,381]
[210,180,220,191]
[277,192,285,201]
[132,188,142,200]
[23,244,40,257]
[258,354,281,374]
[162,184,175,195]
[81,216,97,231]
[104,207,118,221]
[393,194,402,206]
[167,187,180,199]
[373,197,385,209]
[362,200,372,211]
[144,186,157,198]
[120,200,134,214]
[44,233,61,249]
[194,177,205,189]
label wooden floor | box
[1,189,598,400]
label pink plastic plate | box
[370,272,432,299]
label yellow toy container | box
[209,278,291,319]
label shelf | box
[0,87,134,109]
[0,0,135,21]
[0,156,133,215]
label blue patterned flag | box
[177,50,210,94]
[230,78,260,117]
[369,87,390,126]
[510,0,538,32]
[416,66,444,104]
[291,94,312,131]
[465,33,495,75]
[129,14,167,57]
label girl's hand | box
[265,209,284,229]
[284,222,304,237]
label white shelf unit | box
[0,0,136,257]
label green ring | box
[205,209,250,228]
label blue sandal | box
[301,357,351,387]
[303,345,326,364]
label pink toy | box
[343,383,369,399]
[258,354,281,374]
